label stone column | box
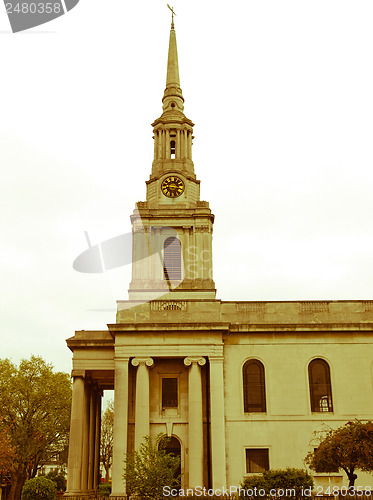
[81,380,91,493]
[66,371,85,494]
[158,130,162,159]
[181,129,188,158]
[111,357,130,496]
[132,357,154,450]
[94,391,102,489]
[176,129,181,159]
[188,131,193,159]
[184,357,205,488]
[165,130,170,158]
[88,386,96,490]
[209,357,227,489]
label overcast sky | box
[1,0,373,378]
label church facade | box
[65,20,373,497]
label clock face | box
[161,176,185,198]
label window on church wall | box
[162,377,178,409]
[308,358,333,412]
[164,237,182,281]
[243,359,266,413]
[245,449,269,473]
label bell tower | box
[128,17,216,301]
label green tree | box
[123,434,181,500]
[100,400,114,482]
[241,469,313,498]
[305,420,373,487]
[0,356,72,500]
[21,476,56,500]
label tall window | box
[246,449,269,473]
[162,377,178,409]
[243,359,266,413]
[308,358,333,412]
[164,237,181,281]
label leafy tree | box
[241,469,313,498]
[0,356,72,500]
[100,400,114,482]
[305,420,373,487]
[21,476,56,500]
[123,434,181,500]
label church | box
[65,16,373,497]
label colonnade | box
[65,370,102,496]
[153,128,193,160]
[66,355,226,497]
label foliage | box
[240,473,267,493]
[0,420,15,473]
[21,476,57,500]
[45,469,66,492]
[123,434,181,500]
[100,400,114,482]
[241,469,313,498]
[0,356,72,500]
[99,483,112,498]
[305,420,373,487]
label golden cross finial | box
[167,4,176,29]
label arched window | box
[308,358,333,412]
[243,359,266,413]
[164,237,181,281]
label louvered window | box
[309,358,333,412]
[243,360,266,413]
[164,237,181,281]
[246,449,269,473]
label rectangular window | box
[162,377,178,408]
[246,449,269,473]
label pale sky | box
[1,0,373,377]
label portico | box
[66,316,229,496]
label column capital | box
[71,369,86,379]
[184,356,206,367]
[131,357,154,368]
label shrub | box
[99,483,112,498]
[46,470,66,492]
[21,476,57,500]
[240,468,313,498]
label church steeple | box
[162,20,184,114]
[151,18,195,181]
[128,15,216,301]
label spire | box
[162,8,184,113]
